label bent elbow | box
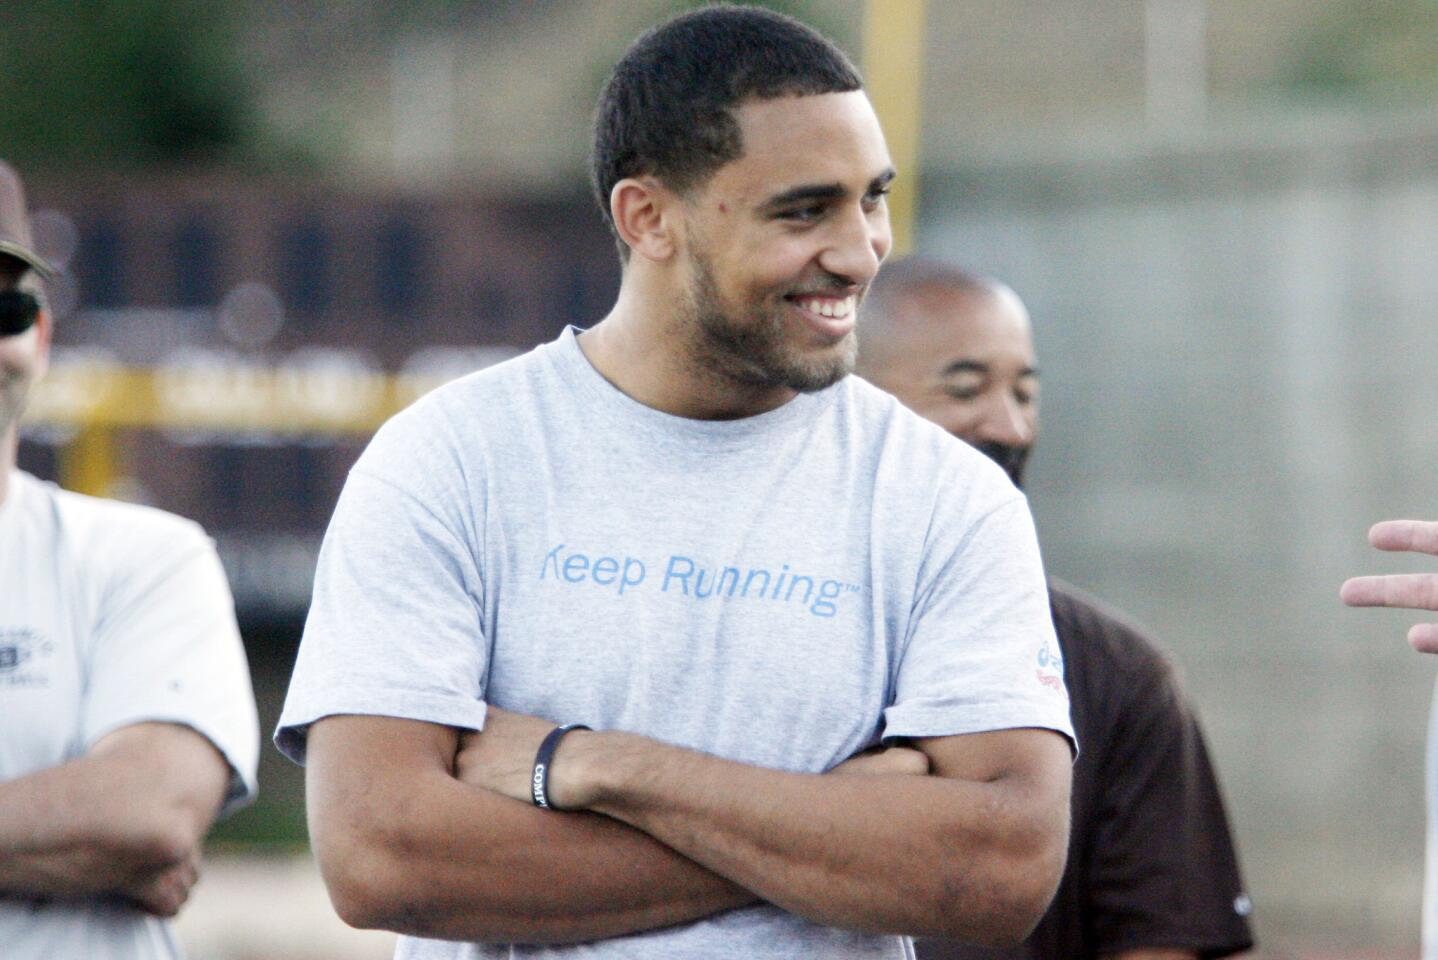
[316,842,415,932]
[931,823,1067,945]
[328,876,393,932]
[931,863,1060,946]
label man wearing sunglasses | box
[0,160,259,960]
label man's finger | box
[1411,623,1438,654]
[1341,574,1438,612]
[1369,520,1438,556]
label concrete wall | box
[922,108,1438,948]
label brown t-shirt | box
[917,579,1255,960]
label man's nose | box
[819,205,889,287]
[976,392,1034,447]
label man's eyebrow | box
[940,359,988,377]
[759,168,898,212]
[938,360,1041,378]
[760,182,846,211]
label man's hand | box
[829,744,930,777]
[122,853,200,918]
[1341,519,1438,652]
[454,707,564,804]
[0,722,228,906]
[455,706,931,808]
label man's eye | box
[943,386,981,402]
[780,205,825,222]
[863,187,891,209]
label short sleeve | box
[274,462,490,765]
[882,494,1074,748]
[81,529,260,817]
[1088,666,1255,957]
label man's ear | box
[32,304,52,377]
[610,176,680,263]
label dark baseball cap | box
[0,161,56,280]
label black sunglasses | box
[0,289,40,336]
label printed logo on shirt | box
[1034,638,1064,692]
[538,544,863,619]
[0,628,53,688]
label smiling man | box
[278,8,1074,959]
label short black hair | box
[591,4,862,252]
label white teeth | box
[797,296,854,320]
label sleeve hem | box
[883,701,1077,757]
[275,690,491,765]
[84,714,260,819]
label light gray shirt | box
[278,327,1073,959]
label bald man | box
[857,258,1255,960]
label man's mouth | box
[784,293,858,338]
[786,294,856,320]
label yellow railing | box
[28,361,448,495]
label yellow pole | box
[60,425,118,498]
[862,0,926,256]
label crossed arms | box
[0,722,231,916]
[305,708,1071,946]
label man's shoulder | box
[399,338,554,425]
[1046,577,1177,684]
[12,472,215,585]
[48,480,211,557]
[841,374,1010,487]
[357,340,556,476]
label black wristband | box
[531,723,591,810]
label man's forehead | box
[897,286,1036,368]
[717,91,892,193]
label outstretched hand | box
[1341,519,1438,653]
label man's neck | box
[0,425,16,507]
[579,275,796,421]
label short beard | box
[975,441,1030,489]
[684,248,855,395]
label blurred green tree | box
[0,0,257,169]
[1287,0,1438,99]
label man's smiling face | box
[677,90,894,394]
[0,256,48,437]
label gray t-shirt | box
[277,327,1073,959]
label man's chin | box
[783,338,856,393]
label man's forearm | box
[306,716,756,944]
[0,756,185,898]
[0,723,227,904]
[552,728,1071,944]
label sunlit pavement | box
[174,854,396,960]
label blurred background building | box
[6,0,1438,956]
